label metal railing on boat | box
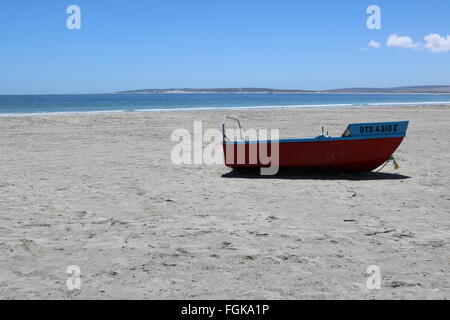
[222,116,244,144]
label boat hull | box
[223,137,404,173]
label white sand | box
[0,105,449,299]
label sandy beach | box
[0,105,449,299]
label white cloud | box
[423,33,450,53]
[361,40,380,50]
[360,33,450,53]
[386,34,421,49]
[368,40,380,49]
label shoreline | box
[1,101,450,118]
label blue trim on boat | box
[225,121,409,145]
[225,134,405,145]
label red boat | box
[222,116,409,173]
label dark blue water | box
[1,94,450,115]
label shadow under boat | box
[221,167,411,181]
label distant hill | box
[324,86,450,94]
[116,88,314,94]
[115,86,450,94]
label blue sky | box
[1,0,449,94]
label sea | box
[1,93,450,116]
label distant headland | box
[115,86,450,94]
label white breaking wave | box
[1,101,450,117]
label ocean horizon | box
[1,93,450,116]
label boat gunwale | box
[224,134,406,145]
